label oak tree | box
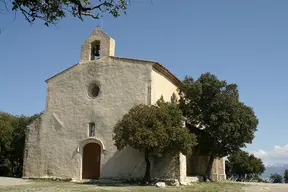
[270,173,283,183]
[113,98,197,183]
[179,73,258,181]
[225,150,265,181]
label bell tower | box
[80,28,115,62]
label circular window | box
[88,83,100,98]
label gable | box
[45,56,182,87]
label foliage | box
[0,112,14,176]
[284,169,288,183]
[113,98,197,182]
[2,0,129,26]
[178,73,259,181]
[270,173,283,183]
[253,176,268,183]
[0,111,39,176]
[225,150,265,181]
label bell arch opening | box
[91,40,101,60]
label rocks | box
[155,182,166,188]
[180,176,201,186]
[153,179,180,187]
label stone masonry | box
[23,28,225,183]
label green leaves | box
[179,72,258,158]
[10,0,129,26]
[270,173,283,183]
[113,100,197,156]
[226,150,265,180]
[113,100,196,182]
[284,169,288,183]
[0,111,39,176]
[113,100,197,182]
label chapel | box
[23,28,226,183]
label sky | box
[1,0,288,165]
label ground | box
[1,177,288,192]
[242,182,288,192]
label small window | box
[89,123,95,137]
[88,83,100,98]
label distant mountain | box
[261,164,288,179]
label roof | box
[45,56,182,86]
[110,56,182,86]
[153,62,182,86]
[45,63,79,83]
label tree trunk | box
[204,154,215,182]
[143,149,151,184]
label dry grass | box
[0,180,244,192]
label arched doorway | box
[82,143,101,179]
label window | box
[88,83,100,98]
[89,123,95,137]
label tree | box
[0,112,14,176]
[284,169,288,183]
[9,114,39,176]
[1,0,128,26]
[270,173,283,183]
[0,111,39,176]
[179,73,259,181]
[225,150,265,181]
[113,98,197,183]
[247,154,265,180]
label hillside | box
[261,164,288,180]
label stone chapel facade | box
[23,28,226,184]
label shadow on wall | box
[187,155,209,176]
[101,147,180,180]
[152,153,179,179]
[101,147,146,180]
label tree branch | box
[9,0,128,26]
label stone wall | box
[23,114,45,177]
[23,56,182,181]
[212,158,226,181]
[24,57,152,180]
[187,155,210,176]
[186,155,226,181]
[80,28,115,62]
[24,28,225,182]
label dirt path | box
[0,177,30,186]
[242,182,288,192]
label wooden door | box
[82,143,101,179]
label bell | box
[93,44,100,57]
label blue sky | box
[1,0,288,164]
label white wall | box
[24,57,152,180]
[151,68,179,104]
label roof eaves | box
[44,57,182,87]
[109,56,182,86]
[45,63,79,83]
[153,63,182,87]
[109,56,157,64]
